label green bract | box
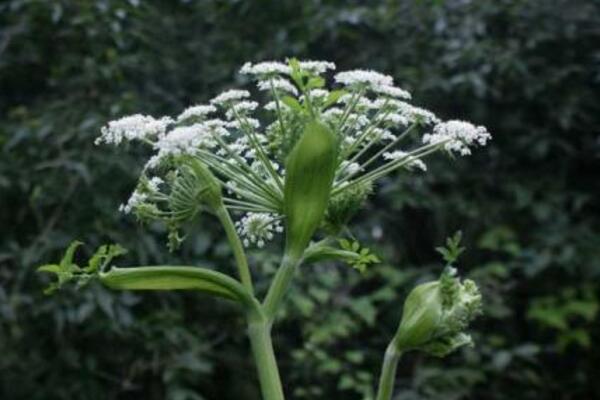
[393,267,482,357]
[283,120,337,260]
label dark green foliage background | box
[1,0,599,399]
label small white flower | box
[337,160,361,179]
[334,69,394,88]
[345,113,371,129]
[211,89,251,106]
[176,105,216,123]
[322,108,344,120]
[153,123,216,161]
[97,114,173,145]
[424,120,492,156]
[147,176,164,193]
[264,101,291,112]
[298,60,336,74]
[383,151,427,171]
[225,101,259,120]
[225,118,261,130]
[338,94,373,108]
[406,106,439,125]
[119,190,147,214]
[257,78,298,95]
[380,113,409,127]
[235,213,283,248]
[308,89,330,99]
[240,61,291,76]
[373,84,412,100]
[370,127,396,141]
[374,100,439,125]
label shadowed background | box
[1,0,599,399]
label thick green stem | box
[375,344,402,400]
[247,316,285,400]
[215,205,254,293]
[262,254,300,322]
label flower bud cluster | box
[393,267,482,357]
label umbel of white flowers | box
[96,59,491,251]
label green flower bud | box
[323,180,372,234]
[283,120,337,260]
[393,267,482,357]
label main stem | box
[247,315,285,400]
[375,343,402,400]
[249,252,302,398]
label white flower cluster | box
[146,122,226,169]
[235,213,283,248]
[241,60,335,77]
[96,114,172,145]
[210,89,250,106]
[297,60,336,74]
[97,59,491,248]
[176,105,216,122]
[334,69,393,87]
[374,84,412,100]
[240,61,291,76]
[383,151,427,171]
[118,190,146,214]
[424,120,492,156]
[256,78,298,95]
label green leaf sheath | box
[99,266,258,310]
[283,120,337,260]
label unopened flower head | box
[393,267,482,357]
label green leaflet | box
[283,120,337,260]
[302,239,380,273]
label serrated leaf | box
[60,240,83,271]
[86,243,128,273]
